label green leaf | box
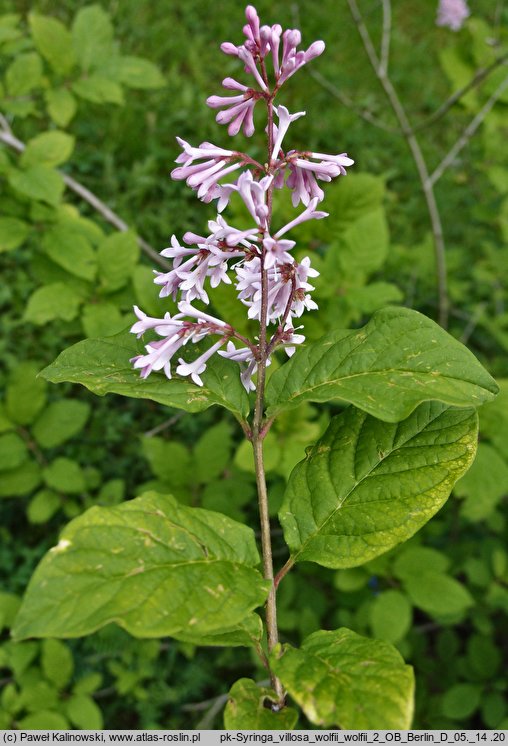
[42,225,96,280]
[97,231,140,291]
[5,52,42,96]
[43,457,86,494]
[40,331,250,420]
[403,571,474,617]
[12,492,269,641]
[0,432,28,470]
[115,56,166,89]
[21,131,75,169]
[0,216,29,252]
[33,400,90,448]
[41,638,74,689]
[442,684,481,720]
[271,628,414,729]
[72,76,124,105]
[6,361,47,425]
[340,208,389,276]
[194,422,232,482]
[224,678,298,729]
[81,303,125,338]
[370,591,412,644]
[266,307,498,421]
[480,379,508,459]
[392,546,450,580]
[18,711,69,730]
[279,403,478,568]
[0,461,41,498]
[45,88,77,127]
[9,166,64,207]
[455,443,508,521]
[29,13,75,74]
[0,593,21,632]
[65,694,103,729]
[142,438,190,487]
[27,489,61,525]
[71,5,114,72]
[24,282,82,325]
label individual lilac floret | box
[171,137,245,203]
[271,106,306,160]
[286,151,355,207]
[436,0,470,31]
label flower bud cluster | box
[131,5,354,391]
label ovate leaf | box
[40,331,250,420]
[72,76,124,105]
[41,638,74,689]
[280,403,478,568]
[45,88,77,127]
[116,56,166,89]
[370,591,412,643]
[21,131,75,168]
[29,13,75,74]
[271,628,414,729]
[224,679,298,730]
[13,492,269,641]
[65,695,103,730]
[81,303,125,338]
[6,362,47,425]
[42,225,96,280]
[43,457,86,494]
[266,307,498,421]
[71,5,114,72]
[97,231,139,291]
[0,432,28,470]
[0,217,29,253]
[5,52,42,96]
[9,166,64,207]
[32,399,90,448]
[24,283,82,325]
[403,572,474,617]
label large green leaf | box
[40,331,250,420]
[29,13,75,74]
[224,679,298,729]
[280,403,478,568]
[266,307,498,421]
[271,628,414,729]
[13,492,269,641]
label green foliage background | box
[0,0,507,730]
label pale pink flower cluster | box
[131,6,354,391]
[436,0,470,31]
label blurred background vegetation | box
[0,0,507,730]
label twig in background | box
[428,73,508,187]
[0,113,169,270]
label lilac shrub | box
[130,6,353,391]
[17,3,498,730]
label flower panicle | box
[131,5,354,391]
